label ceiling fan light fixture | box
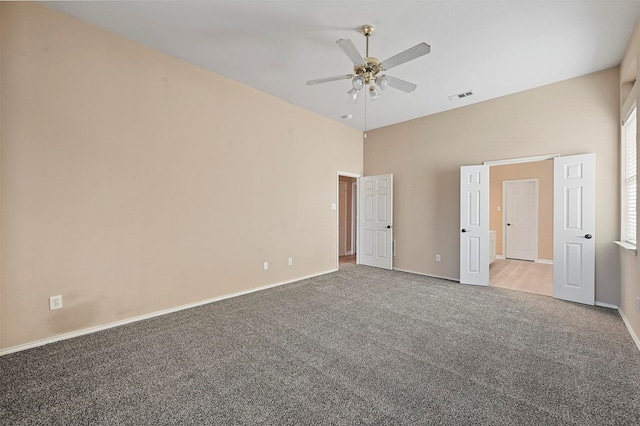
[307,23,430,115]
[347,87,360,104]
[369,85,380,101]
[352,76,365,90]
[378,75,389,90]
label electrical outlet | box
[436,254,441,262]
[263,261,269,270]
[288,257,293,266]
[49,295,62,310]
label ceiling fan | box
[306,25,431,104]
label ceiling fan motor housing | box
[355,57,381,84]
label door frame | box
[482,154,557,286]
[339,181,348,256]
[502,178,539,261]
[350,182,357,255]
[337,171,361,269]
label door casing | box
[337,172,361,269]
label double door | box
[459,154,595,305]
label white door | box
[505,180,538,261]
[358,174,393,270]
[460,165,490,285]
[553,153,595,305]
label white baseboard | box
[618,308,640,352]
[392,267,459,283]
[496,255,552,265]
[0,269,338,357]
[595,301,619,309]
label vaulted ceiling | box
[42,1,640,131]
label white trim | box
[493,256,551,264]
[351,181,357,256]
[595,301,619,309]
[483,153,559,166]
[621,106,637,248]
[621,88,636,125]
[0,269,337,356]
[614,240,637,255]
[618,308,640,352]
[337,171,361,179]
[339,180,348,256]
[393,267,459,283]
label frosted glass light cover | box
[378,75,389,90]
[347,88,360,104]
[369,86,380,100]
[352,76,365,90]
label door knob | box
[386,225,391,229]
[584,234,593,239]
[461,229,468,233]
[507,223,511,226]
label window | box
[622,107,637,246]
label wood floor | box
[339,254,356,266]
[489,258,553,297]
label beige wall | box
[619,20,640,345]
[0,3,362,349]
[365,67,620,304]
[489,161,553,259]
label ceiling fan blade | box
[306,74,353,85]
[386,76,417,93]
[336,39,366,66]
[380,42,431,70]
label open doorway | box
[339,175,357,267]
[488,160,553,296]
[461,153,595,305]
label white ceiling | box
[42,1,640,131]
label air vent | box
[448,90,474,101]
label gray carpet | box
[2,265,640,425]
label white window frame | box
[621,105,637,248]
